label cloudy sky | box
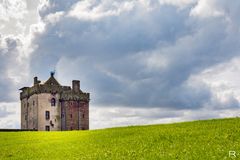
[1,0,240,129]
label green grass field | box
[0,118,240,159]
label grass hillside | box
[0,118,240,159]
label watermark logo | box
[229,151,237,158]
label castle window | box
[50,120,54,127]
[33,101,35,106]
[70,114,72,118]
[82,114,84,118]
[45,111,50,120]
[45,125,50,131]
[51,98,56,106]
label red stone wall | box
[61,100,89,130]
[79,101,89,130]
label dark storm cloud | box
[30,0,240,109]
[32,3,189,71]
[0,36,22,101]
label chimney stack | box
[34,77,38,85]
[50,71,55,77]
[72,80,80,92]
[34,77,41,85]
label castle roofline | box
[44,74,61,86]
[19,87,29,91]
[19,74,90,102]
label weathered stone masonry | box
[20,73,90,131]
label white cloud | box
[190,56,240,109]
[44,11,65,24]
[90,105,183,129]
[0,0,40,36]
[0,35,31,101]
[190,0,225,18]
[90,105,240,129]
[0,0,43,103]
[68,0,135,21]
[0,0,27,22]
[0,102,20,129]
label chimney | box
[34,77,38,85]
[50,71,55,77]
[34,77,41,85]
[72,80,80,92]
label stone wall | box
[37,93,61,131]
[21,98,27,129]
[61,100,89,130]
[21,95,38,130]
[79,101,89,130]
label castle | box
[20,73,90,131]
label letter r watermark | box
[229,151,236,158]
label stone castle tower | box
[20,73,90,131]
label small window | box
[25,115,27,120]
[82,114,84,119]
[45,126,50,131]
[45,111,50,120]
[51,98,56,106]
[50,120,54,127]
[33,101,35,106]
[70,114,72,118]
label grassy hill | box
[0,118,240,159]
